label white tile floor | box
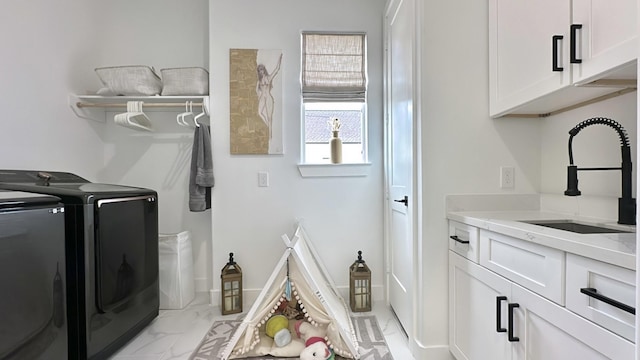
[109,294,415,360]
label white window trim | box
[297,162,372,178]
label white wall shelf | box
[69,94,210,122]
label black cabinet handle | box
[570,24,583,64]
[508,303,520,342]
[449,235,469,244]
[580,288,635,315]
[552,35,564,71]
[496,296,507,332]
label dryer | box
[0,170,159,360]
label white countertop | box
[447,210,636,270]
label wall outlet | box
[500,166,515,189]
[258,171,269,187]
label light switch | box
[258,171,269,187]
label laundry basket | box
[159,231,195,309]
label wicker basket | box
[160,67,209,96]
[95,65,162,96]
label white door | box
[385,0,414,336]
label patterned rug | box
[190,316,394,360]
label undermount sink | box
[520,220,632,234]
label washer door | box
[0,205,66,359]
[94,195,158,313]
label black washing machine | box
[0,170,159,360]
[0,190,67,359]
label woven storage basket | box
[95,65,162,96]
[160,67,209,96]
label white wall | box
[210,0,386,303]
[0,1,104,175]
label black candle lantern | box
[221,252,243,315]
[349,250,371,312]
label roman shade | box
[301,32,367,102]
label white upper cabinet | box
[571,0,637,84]
[489,0,571,117]
[489,0,637,118]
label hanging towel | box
[189,124,214,211]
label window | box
[301,32,368,165]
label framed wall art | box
[229,48,283,155]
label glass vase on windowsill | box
[329,117,342,164]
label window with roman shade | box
[300,31,369,170]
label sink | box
[520,220,632,234]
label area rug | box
[190,316,394,360]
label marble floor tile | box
[109,297,415,360]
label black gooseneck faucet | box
[564,117,636,225]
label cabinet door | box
[449,252,512,360]
[510,284,634,360]
[572,0,637,84]
[489,0,571,117]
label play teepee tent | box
[220,224,360,359]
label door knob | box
[394,196,408,207]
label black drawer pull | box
[570,24,583,64]
[508,303,520,342]
[496,296,507,332]
[552,35,564,71]
[580,288,635,315]
[449,235,469,244]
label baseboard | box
[410,342,453,360]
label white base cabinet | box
[449,251,634,360]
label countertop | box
[447,210,636,270]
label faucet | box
[564,117,636,225]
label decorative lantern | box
[221,252,243,315]
[349,250,371,312]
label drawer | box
[448,221,479,263]
[566,253,635,342]
[479,229,565,305]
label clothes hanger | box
[177,101,193,127]
[126,101,153,131]
[193,103,208,127]
[114,101,152,132]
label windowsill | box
[297,162,372,178]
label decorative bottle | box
[329,117,342,164]
[330,130,343,164]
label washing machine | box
[0,190,67,359]
[0,170,159,360]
